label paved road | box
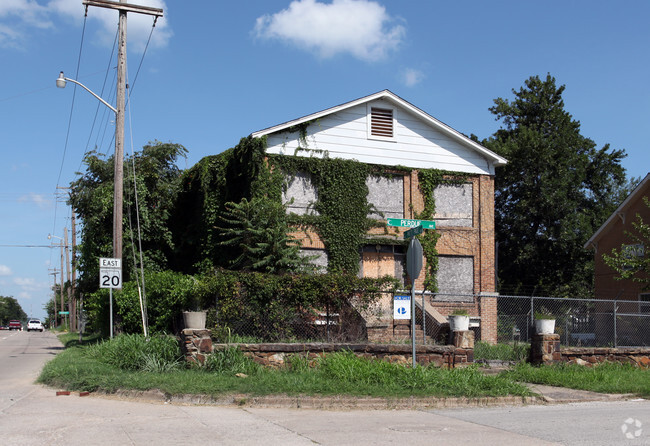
[1,330,648,445]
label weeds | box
[85,334,183,372]
[474,342,529,362]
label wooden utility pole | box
[64,227,72,330]
[49,269,59,327]
[71,212,77,331]
[82,0,163,262]
[60,238,65,328]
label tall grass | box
[85,334,183,372]
[474,342,529,362]
[40,340,532,398]
[503,362,650,397]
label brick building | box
[585,173,650,306]
[251,90,507,343]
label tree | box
[69,141,187,295]
[603,197,650,288]
[0,296,27,324]
[484,74,627,297]
[218,197,313,274]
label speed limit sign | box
[99,258,122,289]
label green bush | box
[85,333,183,372]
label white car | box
[27,320,44,332]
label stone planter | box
[183,311,207,329]
[448,315,470,332]
[535,318,555,335]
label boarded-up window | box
[361,245,406,285]
[300,249,328,273]
[435,256,474,302]
[366,175,403,219]
[283,172,318,215]
[370,107,393,138]
[433,183,473,227]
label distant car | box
[27,320,44,332]
[9,320,22,330]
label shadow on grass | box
[62,333,105,349]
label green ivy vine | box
[415,170,470,292]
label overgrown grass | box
[474,342,529,362]
[38,336,532,398]
[503,362,650,397]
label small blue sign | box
[393,295,411,320]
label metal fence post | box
[613,302,617,348]
[421,291,426,345]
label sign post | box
[406,237,423,368]
[99,258,122,338]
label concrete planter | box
[448,315,470,332]
[535,318,555,335]
[183,311,207,329]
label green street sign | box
[387,218,435,229]
[404,225,424,238]
[58,311,69,315]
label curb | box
[91,389,544,410]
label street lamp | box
[56,72,117,113]
[56,70,124,262]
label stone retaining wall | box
[560,347,650,367]
[180,329,474,369]
[529,334,650,367]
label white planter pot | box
[448,315,470,332]
[535,319,555,335]
[183,311,207,329]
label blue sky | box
[1,0,648,320]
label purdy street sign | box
[387,218,436,229]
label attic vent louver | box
[370,107,393,138]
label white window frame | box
[367,104,396,142]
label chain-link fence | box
[208,290,650,347]
[498,295,650,348]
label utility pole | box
[60,235,65,329]
[71,211,77,332]
[49,269,59,327]
[64,227,72,330]
[82,0,163,262]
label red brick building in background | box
[586,173,650,306]
[252,91,507,343]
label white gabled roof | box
[584,173,650,249]
[250,90,508,167]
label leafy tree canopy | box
[603,196,650,288]
[217,197,314,274]
[69,141,187,294]
[0,296,27,324]
[484,74,627,297]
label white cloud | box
[1,0,172,50]
[254,0,405,62]
[18,193,52,210]
[401,68,424,87]
[0,265,12,276]
[0,0,52,48]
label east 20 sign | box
[99,257,122,289]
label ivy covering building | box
[172,90,507,344]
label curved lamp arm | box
[56,71,117,114]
